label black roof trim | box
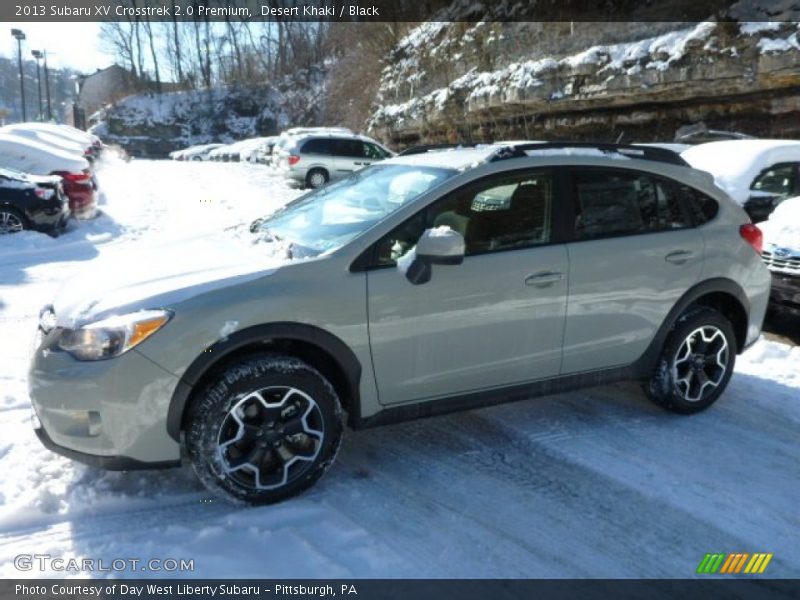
[398,144,471,156]
[490,142,690,167]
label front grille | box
[761,250,800,276]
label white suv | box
[276,132,394,188]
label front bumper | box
[34,425,180,471]
[29,329,182,467]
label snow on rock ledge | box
[370,18,800,142]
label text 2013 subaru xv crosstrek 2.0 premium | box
[29,143,771,504]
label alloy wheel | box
[0,211,24,234]
[309,172,326,188]
[672,325,729,402]
[215,386,324,490]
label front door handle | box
[665,250,695,265]
[525,271,564,286]
[354,161,363,165]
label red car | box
[51,169,97,219]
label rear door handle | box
[354,162,363,165]
[525,271,564,286]
[665,250,695,265]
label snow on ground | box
[0,157,798,579]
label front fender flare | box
[165,322,361,441]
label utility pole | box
[43,50,52,121]
[32,50,43,120]
[10,29,27,121]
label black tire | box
[306,168,329,189]
[186,354,343,504]
[0,207,27,234]
[644,307,737,414]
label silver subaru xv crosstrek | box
[29,143,771,504]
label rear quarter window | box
[680,185,719,225]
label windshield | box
[258,164,456,254]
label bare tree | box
[142,18,162,92]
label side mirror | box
[398,227,465,285]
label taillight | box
[288,155,300,166]
[34,188,45,198]
[740,223,763,255]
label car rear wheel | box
[306,168,329,189]
[186,354,343,504]
[0,208,26,234]
[644,307,736,414]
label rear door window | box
[569,169,688,240]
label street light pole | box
[32,50,43,120]
[10,29,27,122]
[43,50,52,121]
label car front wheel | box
[644,307,736,414]
[186,354,343,504]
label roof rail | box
[398,143,470,156]
[490,142,689,167]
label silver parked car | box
[29,143,770,504]
[276,132,395,188]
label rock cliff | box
[369,15,800,144]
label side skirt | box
[351,364,643,430]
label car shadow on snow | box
[50,368,800,577]
[0,212,126,286]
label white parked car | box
[0,133,97,219]
[682,140,800,222]
[3,122,100,155]
[172,143,224,161]
[270,127,354,167]
[276,132,395,188]
[0,125,87,160]
[758,195,800,314]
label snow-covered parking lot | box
[0,158,798,578]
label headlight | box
[58,310,171,361]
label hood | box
[759,197,800,252]
[53,233,295,328]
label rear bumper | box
[25,199,71,233]
[64,184,98,219]
[769,272,800,314]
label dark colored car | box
[0,168,70,234]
